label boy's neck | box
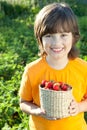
[46,56,69,70]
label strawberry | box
[61,84,68,91]
[45,81,53,89]
[41,80,47,87]
[53,82,60,91]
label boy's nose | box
[53,36,62,45]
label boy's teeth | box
[53,48,62,51]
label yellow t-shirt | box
[19,56,87,130]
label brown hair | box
[34,2,80,59]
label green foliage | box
[0,1,39,129]
[78,16,87,56]
[0,65,29,129]
[0,0,87,129]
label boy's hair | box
[34,2,80,59]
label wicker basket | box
[39,85,73,119]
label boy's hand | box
[68,99,80,116]
[32,107,45,115]
[35,108,59,120]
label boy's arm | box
[20,98,58,120]
[20,98,45,116]
[79,99,87,113]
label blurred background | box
[0,0,87,129]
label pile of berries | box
[40,80,71,91]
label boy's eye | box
[61,33,67,37]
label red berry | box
[61,84,68,91]
[41,80,47,87]
[53,83,60,91]
[45,81,53,89]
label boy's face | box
[42,32,73,60]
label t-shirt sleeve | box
[19,66,32,101]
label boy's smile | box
[42,32,73,60]
[50,47,64,53]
